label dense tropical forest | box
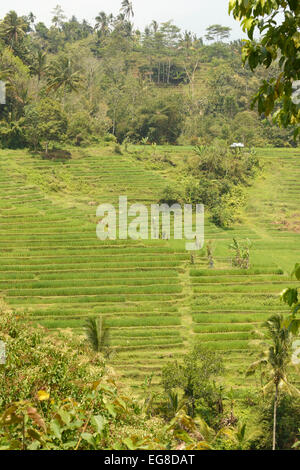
[0,3,297,150]
[0,0,300,453]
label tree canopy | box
[0,2,297,150]
[229,0,300,138]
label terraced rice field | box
[0,146,299,391]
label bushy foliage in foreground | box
[253,395,300,450]
[0,305,169,450]
[1,283,300,450]
[0,305,238,450]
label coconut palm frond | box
[85,317,99,351]
[46,56,83,95]
[85,316,110,353]
[246,358,268,376]
[280,377,300,397]
[262,379,274,395]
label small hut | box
[230,142,244,153]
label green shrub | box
[252,395,300,450]
[114,144,123,155]
[160,185,183,205]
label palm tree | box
[121,0,134,20]
[247,314,300,450]
[46,56,82,105]
[95,11,110,36]
[0,11,28,47]
[27,12,36,24]
[85,316,111,357]
[30,49,47,82]
[51,5,66,29]
[27,12,36,30]
[151,20,159,33]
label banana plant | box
[166,391,187,417]
[229,237,252,269]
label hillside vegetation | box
[0,5,296,151]
[0,145,299,390]
[0,144,300,450]
[0,1,300,451]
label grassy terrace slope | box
[0,146,299,390]
[0,147,189,390]
[190,147,300,388]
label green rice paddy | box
[0,146,299,390]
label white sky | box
[0,0,245,40]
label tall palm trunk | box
[272,382,279,450]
